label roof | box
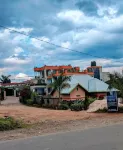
[61,75,118,94]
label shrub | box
[83,97,96,110]
[88,98,96,105]
[70,103,83,111]
[31,92,38,104]
[58,104,69,110]
[0,117,24,131]
[83,99,89,110]
[95,107,107,113]
[19,86,31,104]
[26,99,33,105]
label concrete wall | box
[70,85,85,100]
[52,85,85,101]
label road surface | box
[0,124,123,150]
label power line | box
[0,25,122,63]
[0,25,109,59]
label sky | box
[1,0,123,80]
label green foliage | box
[0,75,11,83]
[0,117,24,131]
[26,99,33,105]
[95,107,107,113]
[83,97,96,110]
[70,103,83,111]
[95,107,123,113]
[88,97,96,105]
[20,86,31,104]
[50,74,71,99]
[31,92,38,104]
[58,104,69,110]
[107,72,122,97]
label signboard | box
[107,91,118,112]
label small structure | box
[51,75,118,101]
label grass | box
[0,117,26,131]
[95,107,123,113]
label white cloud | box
[14,47,24,54]
[103,67,123,74]
[57,10,84,24]
[15,73,32,79]
[4,57,31,64]
[30,36,50,48]
[61,41,70,48]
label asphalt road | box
[0,124,123,150]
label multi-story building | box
[34,65,94,84]
[84,61,110,82]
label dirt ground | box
[1,98,123,141]
[0,104,115,124]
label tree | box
[50,74,71,102]
[106,72,123,98]
[0,75,11,83]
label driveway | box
[1,96,20,105]
[0,124,123,150]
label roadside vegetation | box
[0,117,25,131]
[19,86,96,111]
[107,72,123,98]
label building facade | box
[34,65,94,84]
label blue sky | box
[0,0,123,80]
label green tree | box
[0,75,11,83]
[107,72,123,98]
[50,74,71,101]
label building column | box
[4,91,6,100]
[14,90,16,97]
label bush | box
[83,97,96,110]
[88,98,96,105]
[58,104,69,110]
[95,107,107,113]
[70,103,83,111]
[20,86,31,104]
[26,99,33,105]
[0,117,24,131]
[31,92,38,104]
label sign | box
[107,91,118,112]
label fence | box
[36,95,61,106]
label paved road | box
[0,124,123,150]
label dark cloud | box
[75,0,98,16]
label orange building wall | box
[70,85,85,100]
[52,85,85,101]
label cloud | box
[14,47,24,54]
[4,57,31,65]
[0,0,123,77]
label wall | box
[70,85,85,100]
[89,92,107,99]
[53,85,85,101]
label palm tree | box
[0,75,11,83]
[50,74,71,102]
